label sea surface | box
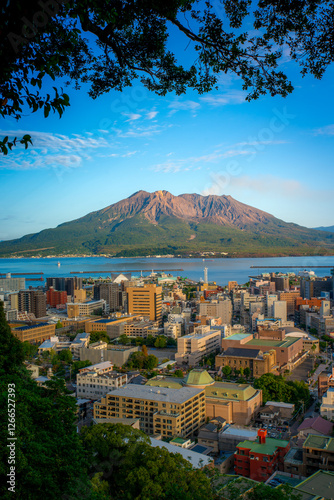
[0,255,334,286]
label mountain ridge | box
[1,190,333,257]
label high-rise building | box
[46,287,67,307]
[0,276,25,292]
[93,282,122,311]
[46,277,83,296]
[18,290,46,318]
[127,284,162,324]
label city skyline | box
[1,35,334,241]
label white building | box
[175,326,222,366]
[320,387,334,421]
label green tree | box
[0,302,94,500]
[118,334,130,345]
[72,359,92,377]
[154,336,167,348]
[55,320,63,329]
[174,369,184,378]
[57,348,73,363]
[21,341,38,360]
[89,331,110,344]
[244,366,251,378]
[145,354,159,370]
[80,423,212,500]
[2,1,334,153]
[222,365,232,377]
[141,344,148,357]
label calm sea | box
[0,255,333,286]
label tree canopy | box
[253,373,310,407]
[1,0,334,153]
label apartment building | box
[320,388,334,421]
[0,276,25,292]
[93,282,122,312]
[198,298,232,324]
[93,384,206,438]
[234,429,290,482]
[12,322,56,343]
[79,344,139,367]
[175,327,222,366]
[127,284,162,324]
[123,320,162,338]
[46,287,68,307]
[303,434,334,476]
[67,299,106,318]
[77,370,127,400]
[18,290,47,318]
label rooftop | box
[303,434,334,452]
[298,415,333,435]
[185,369,215,386]
[220,347,261,358]
[145,377,184,390]
[225,333,251,341]
[246,337,300,348]
[205,381,259,402]
[295,470,334,499]
[237,436,289,456]
[106,384,204,403]
[14,322,50,331]
[150,438,212,469]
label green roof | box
[237,437,289,456]
[145,377,184,390]
[170,437,188,444]
[205,381,258,401]
[185,369,215,386]
[226,334,251,341]
[246,337,300,348]
[295,470,334,499]
[303,434,334,452]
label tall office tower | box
[204,267,208,283]
[273,300,287,323]
[93,282,122,311]
[18,290,47,318]
[127,284,162,324]
[271,275,289,291]
[46,277,83,296]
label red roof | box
[298,416,333,435]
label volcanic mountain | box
[1,190,334,257]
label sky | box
[1,9,334,241]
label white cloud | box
[313,124,334,136]
[202,174,306,197]
[153,150,253,173]
[146,110,158,120]
[0,130,115,170]
[200,90,247,106]
[168,100,200,116]
[123,113,142,122]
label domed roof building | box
[184,369,215,389]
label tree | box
[154,336,167,348]
[118,334,130,345]
[0,302,94,500]
[22,341,38,360]
[2,1,334,153]
[141,344,148,357]
[55,320,63,329]
[80,423,212,500]
[174,369,184,378]
[253,373,310,407]
[57,348,73,363]
[244,366,251,378]
[89,331,110,344]
[222,365,232,377]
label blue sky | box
[1,18,334,241]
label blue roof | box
[190,444,207,454]
[95,319,115,323]
[15,323,50,331]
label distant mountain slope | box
[1,190,334,257]
[313,225,334,233]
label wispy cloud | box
[153,150,253,173]
[202,174,308,197]
[200,90,247,106]
[123,113,142,122]
[168,100,200,116]
[0,130,116,170]
[146,110,158,120]
[313,124,334,136]
[114,124,168,138]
